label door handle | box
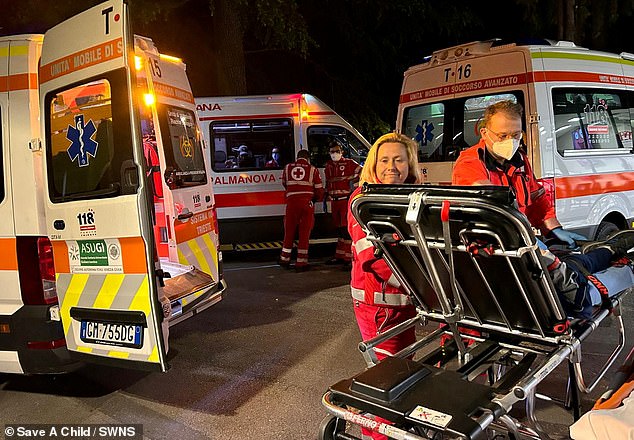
[177,212,194,220]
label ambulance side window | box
[553,88,632,155]
[46,74,136,202]
[306,126,367,168]
[209,118,293,171]
[0,107,4,203]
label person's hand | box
[550,227,587,248]
[322,199,328,213]
[535,238,548,250]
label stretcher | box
[319,184,632,440]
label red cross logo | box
[291,166,305,180]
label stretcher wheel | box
[318,415,345,440]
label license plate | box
[80,321,143,348]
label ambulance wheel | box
[595,221,620,241]
[318,415,345,440]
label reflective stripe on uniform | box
[355,237,373,254]
[350,286,411,307]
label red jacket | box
[281,158,324,201]
[325,158,361,200]
[348,187,412,308]
[452,139,560,234]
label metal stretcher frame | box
[320,184,629,440]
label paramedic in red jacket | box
[325,141,361,266]
[278,149,324,272]
[349,132,421,440]
[452,100,586,247]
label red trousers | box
[279,197,315,267]
[353,300,417,440]
[332,199,352,262]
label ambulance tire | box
[317,415,345,440]
[595,221,620,241]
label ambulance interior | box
[48,78,216,321]
[210,118,294,170]
[401,93,521,162]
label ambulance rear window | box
[552,89,632,155]
[402,93,522,162]
[46,74,136,202]
[159,107,207,188]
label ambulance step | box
[222,237,337,252]
[163,268,214,302]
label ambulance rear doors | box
[135,38,222,291]
[397,41,532,184]
[39,1,168,371]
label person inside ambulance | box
[349,132,422,440]
[236,144,255,168]
[265,147,281,168]
[325,140,361,268]
[452,100,586,248]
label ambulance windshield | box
[159,106,207,188]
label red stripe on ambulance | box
[556,171,634,199]
[215,191,285,208]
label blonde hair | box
[360,132,421,185]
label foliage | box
[4,0,634,140]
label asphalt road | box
[1,248,632,440]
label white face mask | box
[330,152,342,161]
[489,137,521,160]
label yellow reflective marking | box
[0,46,29,57]
[202,233,219,268]
[177,247,191,266]
[109,351,130,359]
[129,275,151,315]
[147,345,159,362]
[186,240,211,275]
[77,346,93,353]
[60,274,89,334]
[182,298,189,306]
[92,274,125,309]
[10,46,29,56]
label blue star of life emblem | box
[67,114,98,167]
[415,120,434,146]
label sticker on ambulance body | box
[67,238,123,273]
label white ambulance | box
[196,94,370,250]
[0,0,224,374]
[398,38,634,240]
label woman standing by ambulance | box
[348,132,421,440]
[349,132,421,359]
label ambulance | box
[0,0,225,374]
[398,38,634,240]
[195,94,370,250]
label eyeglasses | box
[486,128,523,141]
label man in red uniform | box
[325,141,361,267]
[452,100,586,246]
[278,149,324,272]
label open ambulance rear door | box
[39,1,168,371]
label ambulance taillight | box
[16,237,58,305]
